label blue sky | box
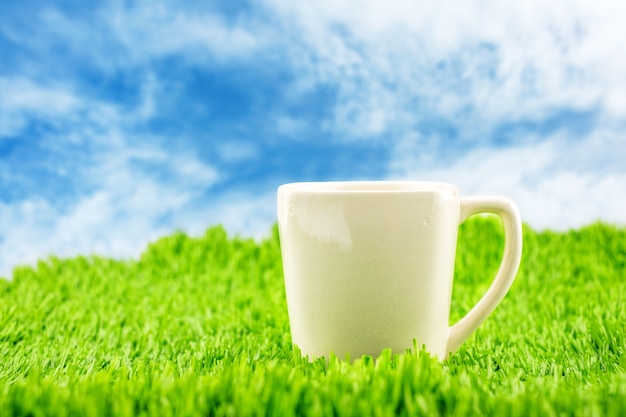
[1,0,626,277]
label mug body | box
[277,181,461,360]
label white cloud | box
[390,128,626,230]
[103,3,263,61]
[179,190,277,240]
[0,75,134,147]
[0,144,219,278]
[0,71,222,278]
[0,180,276,279]
[29,3,267,72]
[275,116,309,138]
[0,78,81,138]
[265,0,626,140]
[215,141,258,162]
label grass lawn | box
[1,217,625,416]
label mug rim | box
[278,181,459,194]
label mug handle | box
[446,196,523,355]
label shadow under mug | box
[277,181,522,361]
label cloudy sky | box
[1,0,625,278]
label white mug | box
[277,181,522,360]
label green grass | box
[1,218,625,416]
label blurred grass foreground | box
[0,218,625,416]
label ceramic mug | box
[277,181,522,360]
